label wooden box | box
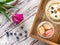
[29,0,60,45]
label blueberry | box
[6,32,9,34]
[51,7,54,10]
[21,26,23,29]
[25,35,27,37]
[24,30,27,33]
[55,15,57,17]
[19,33,22,36]
[16,37,19,40]
[6,32,9,37]
[10,33,13,35]
[14,33,16,35]
[7,34,9,37]
[51,11,53,14]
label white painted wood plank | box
[0,15,35,45]
[0,0,48,45]
[0,0,39,38]
[0,15,48,45]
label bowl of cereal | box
[45,0,60,24]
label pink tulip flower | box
[12,13,24,24]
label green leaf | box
[0,7,5,12]
[1,11,10,21]
[6,0,14,3]
[3,4,14,9]
[0,2,5,6]
[0,7,10,21]
[0,0,6,2]
[0,0,14,3]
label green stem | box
[0,6,13,15]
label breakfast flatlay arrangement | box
[0,0,40,45]
[30,0,60,45]
[1,0,60,45]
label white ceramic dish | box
[45,0,60,24]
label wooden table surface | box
[0,0,48,45]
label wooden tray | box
[29,0,60,45]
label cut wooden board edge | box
[29,0,48,37]
[30,34,58,45]
[29,0,49,35]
